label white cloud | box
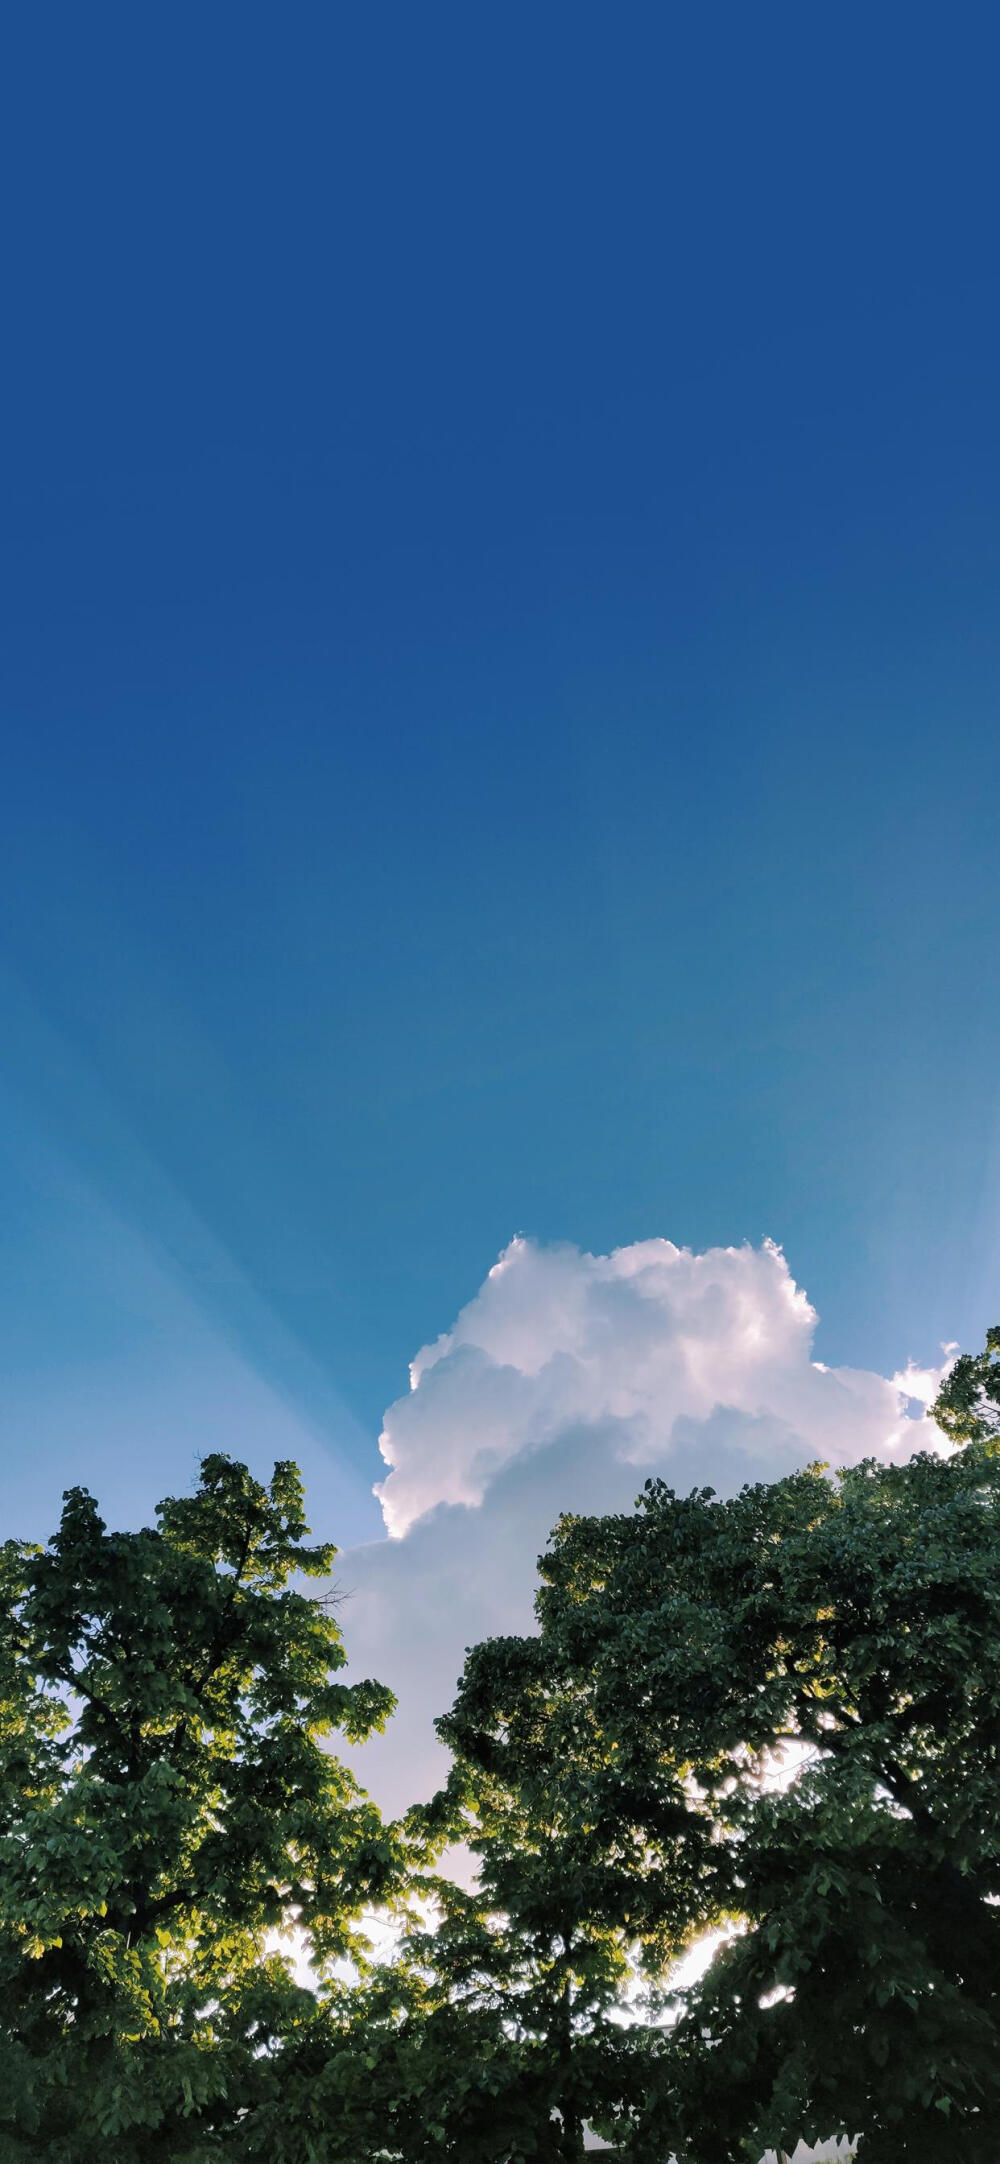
[342,1237,946,1816]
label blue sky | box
[3,7,1000,1548]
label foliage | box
[417,1343,1000,2160]
[7,1337,1000,2161]
[931,1323,1000,1446]
[537,1453,1000,2157]
[0,1454,398,2161]
[391,1666,657,2161]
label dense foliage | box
[4,1334,1000,2159]
[391,1335,1000,2160]
[0,1455,398,2161]
[510,1445,1000,2160]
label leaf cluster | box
[0,1454,399,2160]
[7,1339,1000,2162]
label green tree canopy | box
[0,1454,398,2162]
[8,1344,1000,2163]
[421,1344,1000,2162]
[930,1322,1000,1446]
[387,1636,653,2161]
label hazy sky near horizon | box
[3,8,1000,1553]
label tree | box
[930,1323,1000,1446]
[10,1352,1000,2162]
[0,1454,399,2162]
[386,1640,658,2161]
[427,1340,1000,2162]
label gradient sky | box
[3,7,1000,1546]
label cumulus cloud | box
[342,1237,945,1815]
